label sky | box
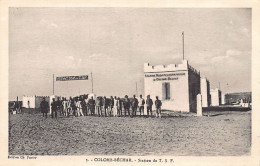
[9,8,251,101]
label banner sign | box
[56,75,88,81]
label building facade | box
[22,95,50,108]
[144,59,200,112]
[200,77,211,107]
[210,88,222,106]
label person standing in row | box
[146,95,153,117]
[51,98,58,118]
[109,96,114,116]
[113,96,117,117]
[67,97,73,116]
[95,97,102,116]
[131,95,138,117]
[155,96,162,118]
[84,96,89,116]
[40,97,49,118]
[78,98,84,116]
[89,96,95,116]
[56,97,62,116]
[62,98,68,117]
[138,95,145,116]
[103,96,109,117]
[117,97,122,116]
[124,95,130,117]
[81,98,87,116]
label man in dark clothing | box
[109,96,114,116]
[88,96,96,116]
[155,96,162,118]
[124,95,130,117]
[51,98,58,118]
[103,96,109,117]
[40,98,49,118]
[146,95,153,117]
[57,97,62,116]
[81,98,87,116]
[95,97,102,116]
[131,95,138,117]
[117,97,122,116]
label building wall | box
[188,68,201,112]
[221,94,225,105]
[210,88,222,106]
[23,96,50,108]
[22,96,36,108]
[144,60,191,112]
[200,78,210,107]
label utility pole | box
[53,74,55,95]
[182,31,184,60]
[91,72,93,94]
[136,82,138,96]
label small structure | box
[197,94,202,116]
[144,59,200,112]
[210,88,222,106]
[22,95,50,108]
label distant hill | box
[225,92,251,104]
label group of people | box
[40,94,162,118]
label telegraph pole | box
[53,74,55,95]
[182,31,184,60]
[91,72,93,94]
[136,82,138,96]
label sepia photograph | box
[7,7,252,157]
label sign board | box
[144,72,185,81]
[56,75,88,81]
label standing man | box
[51,98,58,118]
[138,95,145,116]
[40,97,49,118]
[84,95,89,116]
[81,97,87,116]
[27,100,30,109]
[116,97,122,117]
[113,96,117,117]
[123,95,130,117]
[57,97,62,116]
[109,96,114,116]
[62,98,68,116]
[95,97,102,116]
[77,97,84,117]
[155,96,162,118]
[131,95,138,117]
[146,95,153,117]
[88,96,96,116]
[103,96,108,117]
[67,97,72,117]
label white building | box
[144,59,201,112]
[22,95,50,108]
[210,88,222,106]
[221,93,225,105]
[200,77,210,107]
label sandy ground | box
[9,110,251,156]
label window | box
[162,82,170,100]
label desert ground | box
[9,108,251,156]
